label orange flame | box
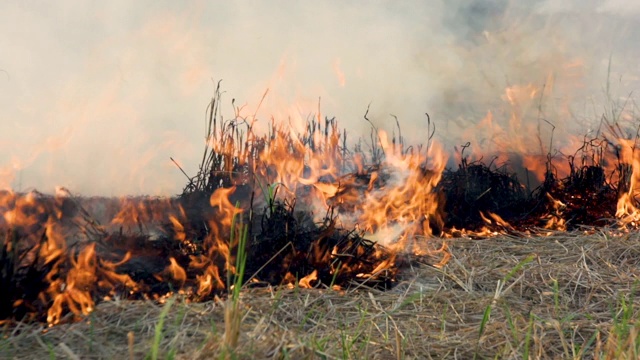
[46,243,135,325]
[298,270,318,288]
[615,138,640,226]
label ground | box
[2,231,639,359]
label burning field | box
[1,81,640,358]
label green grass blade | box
[474,304,493,359]
[149,296,176,360]
[503,255,535,283]
[523,312,534,360]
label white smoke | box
[0,0,638,195]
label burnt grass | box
[0,136,635,325]
[0,184,400,323]
[0,89,639,326]
[440,158,621,233]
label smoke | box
[1,0,639,195]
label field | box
[2,231,638,359]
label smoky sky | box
[1,0,639,195]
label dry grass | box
[2,230,639,359]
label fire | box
[181,186,242,299]
[244,118,449,261]
[159,257,187,288]
[193,260,225,297]
[46,243,136,325]
[348,130,447,247]
[615,138,640,226]
[46,244,97,325]
[111,197,183,233]
[253,120,343,197]
[4,81,640,327]
[480,212,515,231]
[542,194,567,231]
[298,270,318,288]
